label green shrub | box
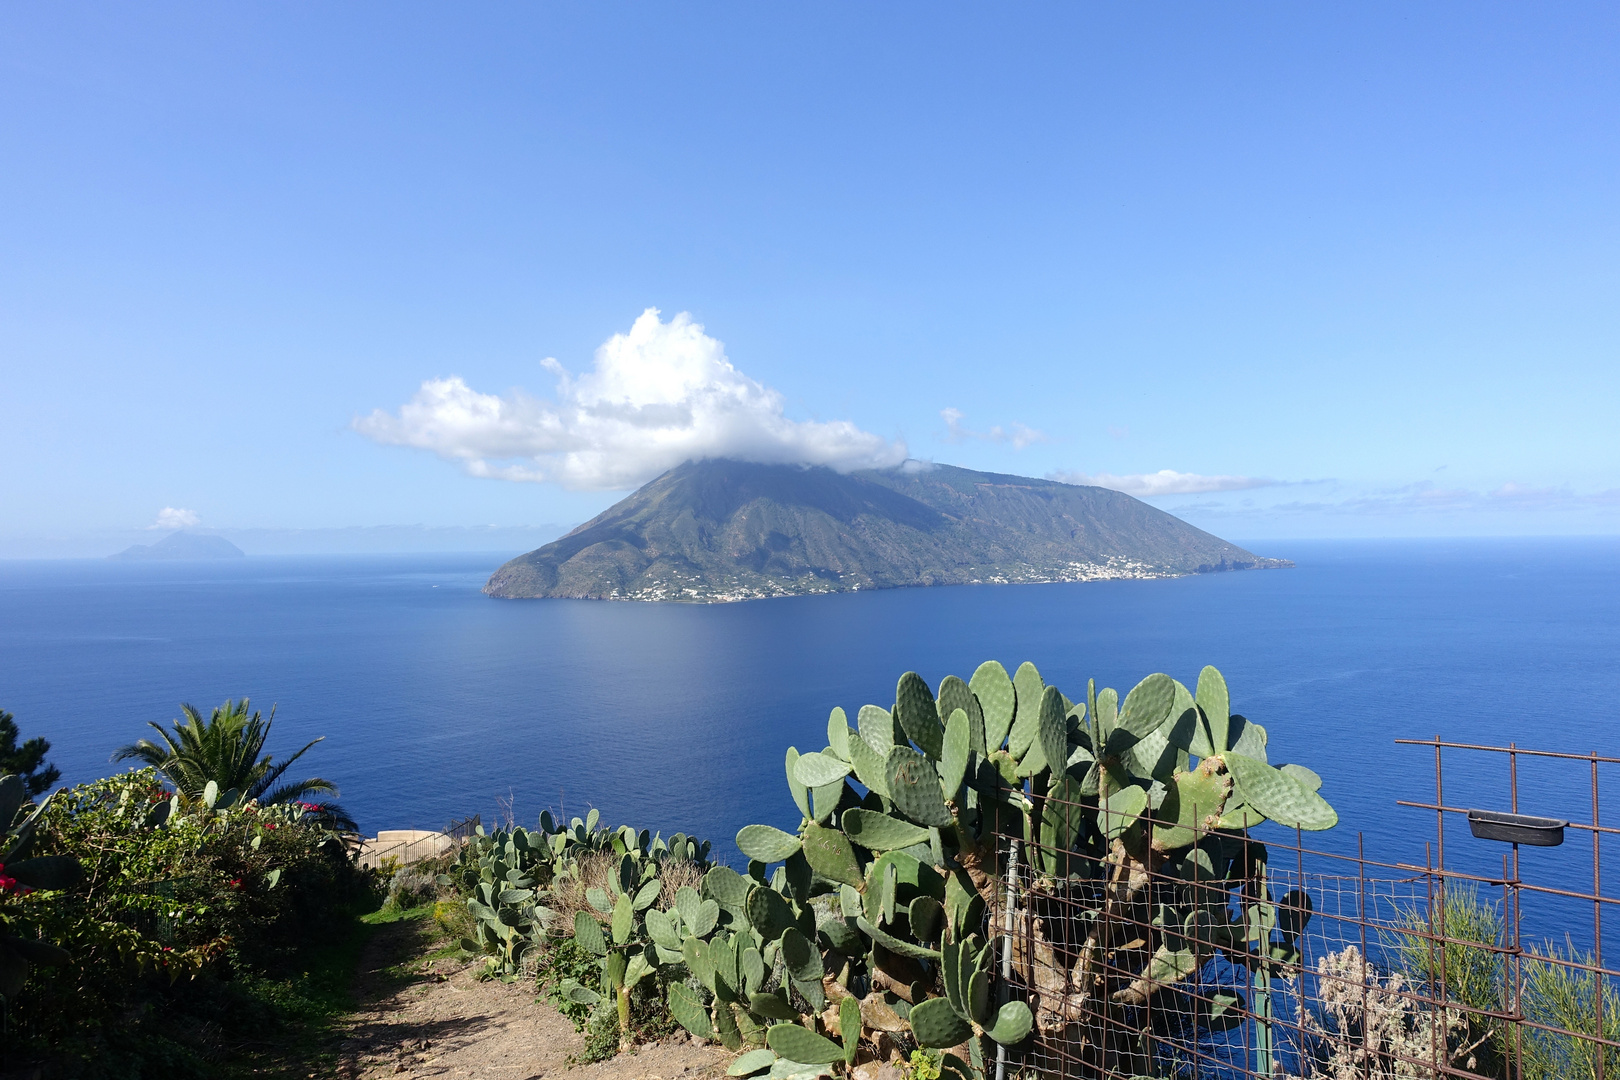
[0,768,374,1076]
[538,935,602,1029]
[1389,885,1508,1077]
[1519,940,1620,1080]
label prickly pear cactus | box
[719,662,1334,1080]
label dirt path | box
[331,918,728,1080]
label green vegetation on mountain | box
[485,459,1287,601]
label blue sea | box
[3,538,1618,944]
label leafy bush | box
[1388,885,1508,1077]
[1518,940,1620,1080]
[0,710,60,797]
[0,768,374,1076]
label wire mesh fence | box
[987,740,1620,1080]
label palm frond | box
[258,777,340,807]
[116,700,342,821]
[247,736,325,801]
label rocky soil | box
[331,917,726,1080]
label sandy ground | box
[331,917,729,1080]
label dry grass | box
[542,855,708,937]
[544,852,619,935]
[657,860,707,908]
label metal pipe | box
[997,838,1019,1080]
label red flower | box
[263,822,278,831]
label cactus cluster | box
[443,807,713,983]
[0,774,84,1004]
[706,661,1334,1080]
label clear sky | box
[4,3,1617,552]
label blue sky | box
[3,2,1617,552]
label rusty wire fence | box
[988,740,1620,1080]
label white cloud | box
[151,507,200,530]
[356,309,908,491]
[940,408,1047,449]
[1050,469,1275,496]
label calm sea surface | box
[3,539,1618,941]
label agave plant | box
[112,699,354,829]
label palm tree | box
[113,699,354,829]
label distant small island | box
[110,531,246,561]
[485,458,1290,602]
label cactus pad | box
[885,744,954,827]
[780,925,824,982]
[704,865,752,915]
[765,1023,845,1065]
[1153,761,1234,850]
[645,908,681,950]
[736,825,803,863]
[971,660,1016,749]
[1224,751,1337,830]
[1008,661,1044,758]
[729,1049,779,1076]
[909,894,944,943]
[855,914,942,960]
[1228,715,1267,761]
[573,910,606,956]
[984,1000,1033,1045]
[939,707,970,803]
[935,675,981,738]
[690,898,720,937]
[741,944,765,994]
[1279,763,1322,791]
[746,885,796,942]
[857,704,895,756]
[1117,672,1176,742]
[1194,665,1231,755]
[827,707,852,761]
[749,990,799,1020]
[841,807,929,851]
[896,672,945,760]
[1037,685,1068,779]
[846,734,890,798]
[801,822,863,887]
[793,751,853,789]
[784,748,812,820]
[1100,784,1148,841]
[840,995,861,1063]
[908,995,973,1048]
[668,982,713,1038]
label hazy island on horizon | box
[110,531,247,561]
[484,458,1290,603]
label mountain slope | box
[484,459,1286,601]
